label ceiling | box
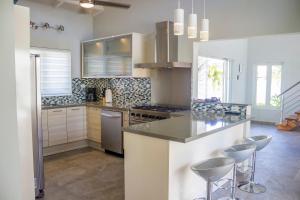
[19,0,106,16]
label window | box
[197,56,230,102]
[31,48,72,97]
[255,65,267,106]
[255,64,282,108]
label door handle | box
[101,113,121,118]
[52,110,63,112]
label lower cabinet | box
[67,106,87,142]
[47,108,67,146]
[87,107,101,143]
[42,106,102,148]
[41,110,49,147]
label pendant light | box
[200,0,209,41]
[188,0,197,39]
[174,0,184,36]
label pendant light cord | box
[203,0,206,18]
[178,0,181,8]
[192,0,194,14]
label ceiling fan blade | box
[79,7,91,14]
[94,0,131,9]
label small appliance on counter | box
[86,88,97,102]
[105,88,112,103]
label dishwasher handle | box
[101,113,122,118]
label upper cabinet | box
[81,33,149,78]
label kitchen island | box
[123,111,251,200]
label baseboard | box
[43,139,105,156]
[43,140,89,156]
[87,140,104,151]
[251,120,276,125]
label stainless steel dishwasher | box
[101,110,123,154]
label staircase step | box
[285,115,298,121]
[276,123,297,131]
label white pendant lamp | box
[174,0,184,36]
[200,0,209,41]
[188,0,197,39]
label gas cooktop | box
[131,105,189,113]
[130,105,189,125]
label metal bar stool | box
[238,135,272,194]
[219,143,256,200]
[191,157,235,200]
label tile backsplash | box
[192,100,248,115]
[42,77,151,106]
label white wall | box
[93,0,300,63]
[0,2,35,199]
[193,39,248,104]
[94,0,300,39]
[19,0,94,78]
[247,33,300,123]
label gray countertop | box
[42,102,130,112]
[123,111,251,143]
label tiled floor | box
[42,149,124,200]
[42,123,300,200]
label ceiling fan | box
[79,0,131,9]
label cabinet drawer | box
[67,106,85,115]
[48,108,66,116]
[43,139,49,147]
[41,110,48,130]
[67,107,86,142]
[87,107,101,142]
[42,130,49,147]
[48,108,67,146]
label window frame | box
[197,56,231,102]
[31,47,72,97]
[253,62,283,110]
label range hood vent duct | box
[135,21,192,69]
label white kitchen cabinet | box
[67,106,87,142]
[41,110,49,147]
[87,106,101,143]
[47,108,67,146]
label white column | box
[0,1,35,199]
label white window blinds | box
[31,48,72,97]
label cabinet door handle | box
[101,113,121,118]
[71,108,80,111]
[53,110,63,113]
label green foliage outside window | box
[270,95,281,107]
[208,64,223,89]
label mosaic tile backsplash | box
[192,100,248,115]
[42,78,151,106]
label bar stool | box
[238,135,272,194]
[191,157,235,200]
[220,143,256,200]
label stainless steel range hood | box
[135,21,192,69]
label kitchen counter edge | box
[123,116,252,143]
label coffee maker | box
[86,88,97,102]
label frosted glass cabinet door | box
[105,35,132,56]
[82,40,106,77]
[81,34,133,77]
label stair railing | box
[278,81,300,122]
